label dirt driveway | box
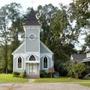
[0,83,90,90]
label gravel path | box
[0,83,90,90]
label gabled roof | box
[24,9,40,25]
[40,42,53,54]
[12,42,25,55]
[71,54,86,62]
[12,41,53,55]
[85,48,90,53]
[82,57,90,62]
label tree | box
[5,3,23,72]
[0,2,22,73]
[37,4,58,44]
[69,0,90,49]
[67,62,86,78]
[0,8,10,73]
[49,5,77,72]
[36,4,76,73]
[85,35,90,47]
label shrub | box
[53,72,59,78]
[20,71,26,78]
[59,63,68,76]
[0,68,4,73]
[40,70,49,78]
[40,70,54,78]
[85,77,90,80]
[13,72,20,77]
[67,63,86,79]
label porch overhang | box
[25,61,40,63]
[81,58,90,63]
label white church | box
[12,9,54,78]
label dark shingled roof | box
[85,48,90,53]
[24,9,40,25]
[72,54,86,62]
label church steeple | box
[24,9,40,25]
[23,9,41,52]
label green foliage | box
[0,2,23,73]
[37,4,57,44]
[37,4,76,74]
[70,0,90,48]
[40,70,49,78]
[85,35,90,47]
[40,70,53,78]
[13,71,26,78]
[69,0,90,27]
[0,74,28,83]
[57,63,68,76]
[67,62,86,78]
[19,71,26,78]
[35,77,90,85]
[13,72,20,77]
[50,7,68,37]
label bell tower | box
[23,9,41,53]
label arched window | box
[44,57,48,68]
[18,57,22,68]
[29,55,36,61]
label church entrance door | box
[26,63,39,78]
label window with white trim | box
[18,57,22,68]
[29,55,36,61]
[44,57,48,68]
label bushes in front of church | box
[13,71,26,78]
[13,72,20,77]
[66,62,86,79]
[40,70,48,78]
[40,70,53,78]
[19,71,26,78]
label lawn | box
[34,77,90,87]
[0,74,90,87]
[0,74,28,83]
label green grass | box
[0,74,90,87]
[79,83,90,87]
[0,74,28,83]
[35,77,78,83]
[35,77,90,87]
[34,77,86,83]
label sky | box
[0,0,73,11]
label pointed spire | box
[24,9,40,25]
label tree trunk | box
[3,18,8,74]
[75,73,79,79]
